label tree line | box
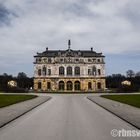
[0,72,33,93]
[106,70,140,92]
[0,70,140,93]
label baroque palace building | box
[33,40,106,92]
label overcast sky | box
[0,0,140,76]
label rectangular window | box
[38,69,41,76]
[97,59,100,62]
[88,69,91,75]
[98,69,101,75]
[42,66,46,76]
[48,69,51,75]
[47,82,51,90]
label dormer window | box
[97,59,100,62]
[48,58,52,63]
[60,58,63,62]
[43,58,47,63]
[75,59,79,62]
[88,59,92,62]
[36,58,41,63]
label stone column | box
[42,79,46,91]
[33,79,38,90]
[93,81,96,91]
[64,80,67,91]
[72,66,74,76]
[72,80,75,92]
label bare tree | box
[126,70,135,78]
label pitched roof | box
[34,48,104,57]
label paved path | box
[87,96,140,129]
[0,94,139,140]
[0,96,51,128]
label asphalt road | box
[0,94,139,140]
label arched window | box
[59,66,64,75]
[42,66,46,76]
[38,69,41,76]
[74,81,80,90]
[67,81,73,90]
[92,66,96,75]
[97,82,101,89]
[67,66,72,75]
[38,82,41,89]
[88,82,92,90]
[75,67,80,75]
[59,81,65,90]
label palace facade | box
[33,40,106,92]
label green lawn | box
[101,94,140,108]
[0,94,37,108]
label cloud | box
[0,0,140,75]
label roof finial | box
[68,39,71,50]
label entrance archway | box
[59,81,65,90]
[97,82,101,89]
[88,82,92,90]
[67,81,73,90]
[74,81,80,90]
[38,82,41,89]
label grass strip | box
[101,94,140,108]
[0,94,37,108]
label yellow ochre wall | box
[34,78,106,92]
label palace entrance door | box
[67,81,73,91]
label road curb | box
[87,96,140,130]
[0,96,51,128]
